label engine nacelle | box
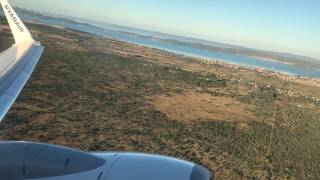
[0,141,211,180]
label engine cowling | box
[0,141,211,180]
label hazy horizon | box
[9,0,320,60]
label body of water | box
[21,14,320,78]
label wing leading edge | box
[0,0,44,121]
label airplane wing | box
[0,0,44,121]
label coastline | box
[196,56,320,87]
[94,29,320,80]
[106,36,320,88]
[101,35,320,101]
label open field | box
[148,93,255,129]
[1,19,320,179]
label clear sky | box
[10,0,320,59]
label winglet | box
[0,0,35,44]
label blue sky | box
[10,0,320,59]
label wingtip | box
[0,0,35,45]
